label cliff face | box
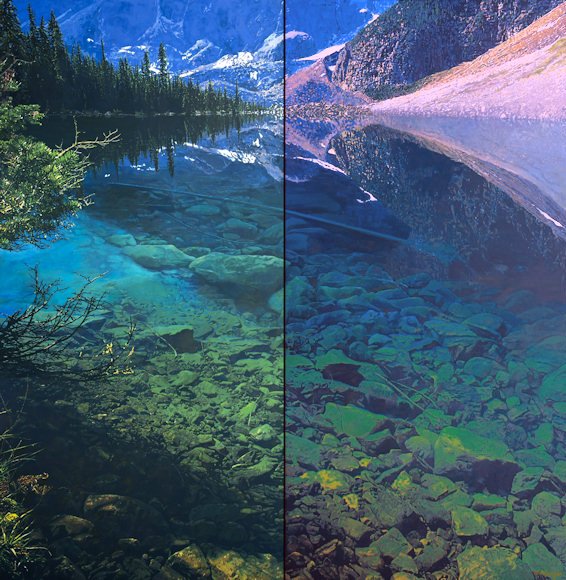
[331,0,563,97]
[370,4,566,120]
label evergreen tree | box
[1,8,255,116]
[158,43,168,80]
[0,0,24,60]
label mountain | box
[16,0,284,100]
[371,3,566,120]
[16,0,396,102]
[286,58,369,106]
[331,0,564,98]
[285,0,396,72]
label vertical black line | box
[282,0,287,572]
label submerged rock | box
[83,494,167,538]
[190,252,284,293]
[206,549,282,579]
[433,426,519,492]
[154,326,199,354]
[457,546,532,579]
[372,528,411,560]
[167,545,210,578]
[540,364,566,403]
[123,244,194,270]
[189,204,221,216]
[451,506,489,537]
[49,515,94,540]
[522,543,566,579]
[108,233,137,247]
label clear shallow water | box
[285,120,566,578]
[0,116,284,577]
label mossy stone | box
[522,543,566,579]
[472,493,507,511]
[320,403,386,438]
[531,492,562,519]
[534,423,554,447]
[391,553,418,574]
[405,435,433,462]
[540,364,566,402]
[511,467,544,497]
[457,546,533,580]
[299,469,351,492]
[373,528,412,560]
[338,516,372,543]
[433,426,515,485]
[451,506,489,537]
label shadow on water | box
[285,118,566,578]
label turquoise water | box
[285,120,566,578]
[0,116,284,577]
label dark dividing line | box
[283,0,287,570]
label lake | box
[285,115,566,578]
[0,115,284,577]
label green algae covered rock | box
[338,516,372,542]
[123,244,195,270]
[433,426,518,490]
[511,467,545,497]
[451,506,489,537]
[534,423,554,447]
[298,469,352,492]
[531,491,562,519]
[405,435,433,463]
[420,473,458,500]
[556,460,566,484]
[168,545,210,578]
[206,549,282,579]
[457,546,533,580]
[190,252,284,293]
[472,493,507,511]
[463,357,499,379]
[414,535,449,572]
[540,364,566,403]
[286,433,322,469]
[373,528,412,560]
[463,313,505,336]
[545,527,566,564]
[391,553,418,574]
[522,543,566,579]
[320,403,386,438]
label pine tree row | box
[0,0,261,115]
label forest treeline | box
[0,0,261,115]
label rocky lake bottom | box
[285,120,566,579]
[1,113,566,580]
[0,117,284,579]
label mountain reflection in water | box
[285,116,566,579]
